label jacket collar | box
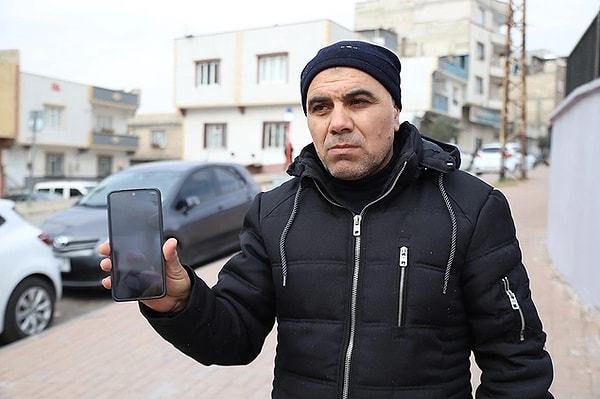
[287,121,459,186]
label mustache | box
[325,137,363,149]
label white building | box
[174,20,364,173]
[2,70,140,191]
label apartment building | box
[355,0,509,152]
[0,50,140,193]
[127,113,184,164]
[174,20,364,173]
[526,50,566,141]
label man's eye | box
[311,104,329,113]
[350,98,369,106]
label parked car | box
[0,199,62,344]
[504,142,536,171]
[471,142,534,175]
[33,180,98,200]
[39,161,261,288]
[2,191,64,202]
[458,149,473,171]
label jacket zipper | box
[397,246,409,327]
[502,277,525,341]
[316,161,407,399]
[342,214,362,399]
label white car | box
[0,199,62,344]
[471,142,531,175]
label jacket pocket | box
[397,245,409,327]
[502,276,525,342]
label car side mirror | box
[175,195,201,213]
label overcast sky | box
[1,0,598,113]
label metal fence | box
[565,11,600,96]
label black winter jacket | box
[143,122,554,398]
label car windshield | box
[78,170,182,207]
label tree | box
[420,113,460,143]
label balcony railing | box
[91,131,138,151]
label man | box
[100,40,554,398]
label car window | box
[70,188,83,197]
[178,169,216,202]
[79,170,182,207]
[214,167,246,195]
[0,215,5,227]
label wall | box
[547,78,600,311]
[19,73,90,147]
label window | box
[45,153,64,176]
[263,122,286,149]
[44,105,64,129]
[179,169,216,202]
[96,115,113,133]
[215,167,245,195]
[204,124,226,149]
[476,6,485,25]
[98,155,112,177]
[476,42,485,61]
[475,76,484,94]
[196,60,220,86]
[151,130,167,149]
[258,53,288,84]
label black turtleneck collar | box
[327,142,401,213]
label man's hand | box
[99,238,191,313]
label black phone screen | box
[107,188,166,301]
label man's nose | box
[329,105,354,134]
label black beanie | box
[300,40,402,115]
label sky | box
[1,0,599,114]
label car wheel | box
[1,277,55,344]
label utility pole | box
[499,0,527,180]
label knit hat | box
[300,40,402,115]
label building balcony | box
[89,87,139,110]
[90,131,138,152]
[438,56,469,80]
[491,31,507,47]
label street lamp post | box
[27,110,44,205]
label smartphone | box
[107,188,166,302]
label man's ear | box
[393,104,401,129]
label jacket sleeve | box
[462,189,554,398]
[140,193,277,366]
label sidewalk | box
[1,166,599,398]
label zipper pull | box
[353,215,361,236]
[502,277,520,310]
[399,246,408,267]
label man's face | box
[305,67,400,180]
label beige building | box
[0,50,19,196]
[354,0,509,152]
[526,51,566,144]
[127,113,184,164]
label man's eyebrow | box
[307,96,330,109]
[343,88,378,100]
[307,89,379,110]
